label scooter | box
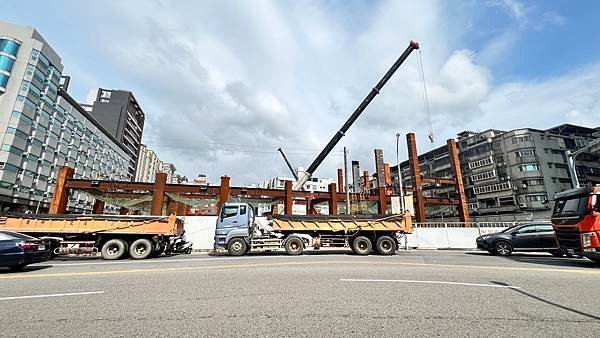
[164,234,193,255]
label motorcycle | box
[164,234,193,255]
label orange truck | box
[0,213,184,260]
[552,185,600,263]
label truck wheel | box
[352,236,373,255]
[227,238,247,256]
[129,239,153,259]
[101,239,127,260]
[375,236,397,255]
[285,236,304,255]
[494,241,512,256]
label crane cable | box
[416,48,434,143]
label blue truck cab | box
[214,203,255,255]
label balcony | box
[476,205,519,215]
[512,170,544,179]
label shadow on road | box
[492,281,600,321]
[0,265,52,274]
[209,248,354,257]
[466,251,599,269]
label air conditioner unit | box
[519,203,527,208]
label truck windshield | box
[552,196,588,218]
[220,206,238,219]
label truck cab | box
[552,185,600,263]
[214,203,255,254]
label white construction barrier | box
[181,217,521,251]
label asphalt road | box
[1,250,599,337]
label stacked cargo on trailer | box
[0,213,184,260]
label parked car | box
[476,223,564,257]
[0,230,52,272]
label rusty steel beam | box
[384,163,392,196]
[422,177,456,186]
[328,183,338,215]
[151,172,167,215]
[218,176,230,210]
[49,166,74,214]
[65,179,154,192]
[363,170,370,194]
[92,199,105,214]
[377,187,387,214]
[337,169,344,194]
[284,180,293,215]
[407,133,426,222]
[423,197,461,205]
[448,138,470,223]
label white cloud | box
[53,0,595,186]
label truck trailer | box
[0,213,184,260]
[552,185,600,263]
[214,202,412,256]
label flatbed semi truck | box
[0,213,184,260]
[214,203,412,256]
[552,185,600,263]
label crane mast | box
[292,41,420,190]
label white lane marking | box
[340,279,521,289]
[0,291,104,301]
[49,254,338,267]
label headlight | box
[479,235,491,241]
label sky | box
[2,0,600,185]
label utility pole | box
[396,133,406,212]
[343,147,350,214]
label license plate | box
[567,249,575,255]
[38,245,45,251]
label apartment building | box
[393,124,599,218]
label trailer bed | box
[271,214,412,233]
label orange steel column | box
[337,169,344,193]
[328,183,338,215]
[49,166,74,214]
[363,170,370,194]
[167,197,178,215]
[384,163,392,196]
[218,176,230,210]
[92,199,105,214]
[177,201,187,216]
[377,187,387,214]
[407,133,425,222]
[151,172,168,215]
[448,138,470,223]
[284,180,293,215]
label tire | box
[352,236,373,255]
[494,241,513,256]
[284,236,304,255]
[549,250,564,257]
[101,239,127,260]
[9,264,27,272]
[129,238,153,259]
[184,247,192,254]
[227,238,247,256]
[375,235,397,255]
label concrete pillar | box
[49,166,74,214]
[328,183,338,215]
[151,172,168,215]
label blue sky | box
[2,0,599,184]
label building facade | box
[0,21,131,212]
[81,88,144,180]
[134,144,163,183]
[393,124,600,218]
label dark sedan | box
[476,223,563,256]
[0,230,52,272]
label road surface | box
[1,250,599,336]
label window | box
[516,149,535,157]
[537,225,553,232]
[0,55,15,72]
[0,73,8,88]
[2,163,19,172]
[0,38,21,56]
[240,205,247,215]
[519,164,540,172]
[220,206,238,219]
[512,135,532,144]
[471,170,496,182]
[515,225,537,234]
[468,157,493,169]
[1,143,23,155]
[498,196,515,206]
[525,195,548,202]
[473,182,512,194]
[6,127,28,140]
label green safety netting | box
[164,192,218,207]
[86,191,153,211]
